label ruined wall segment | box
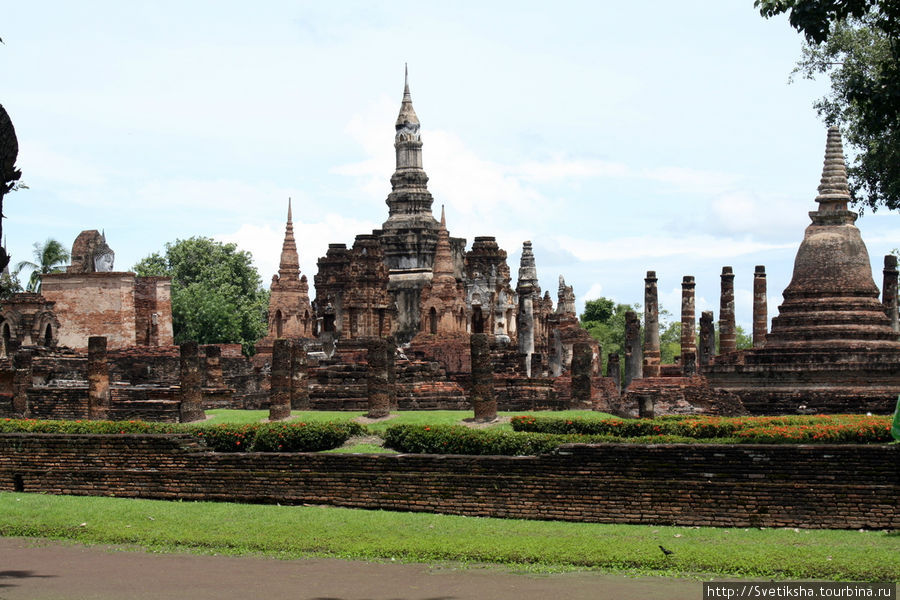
[39,231,173,351]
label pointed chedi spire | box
[516,241,539,293]
[431,204,455,282]
[396,63,420,132]
[814,126,852,217]
[386,65,432,218]
[765,127,899,349]
[278,197,301,282]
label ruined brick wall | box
[1,434,896,529]
[108,346,179,385]
[25,388,89,420]
[133,277,174,347]
[41,273,138,351]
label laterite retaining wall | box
[0,434,897,529]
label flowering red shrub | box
[509,414,893,444]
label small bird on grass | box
[659,545,674,557]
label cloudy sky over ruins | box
[3,1,899,331]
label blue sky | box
[3,1,898,333]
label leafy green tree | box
[659,318,682,364]
[580,298,616,323]
[756,0,900,211]
[14,238,70,293]
[0,270,21,300]
[735,325,753,350]
[580,297,639,375]
[133,237,269,355]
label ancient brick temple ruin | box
[39,230,175,351]
[249,70,605,413]
[4,74,895,421]
[703,127,900,413]
[0,231,260,422]
[622,128,900,416]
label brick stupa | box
[706,127,900,413]
[255,199,314,357]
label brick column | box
[366,338,391,418]
[290,342,310,411]
[699,311,715,366]
[753,266,768,348]
[719,266,736,354]
[269,339,291,421]
[883,255,899,333]
[642,270,660,377]
[203,345,224,389]
[680,276,696,376]
[87,336,110,420]
[570,341,592,408]
[12,349,32,418]
[470,333,497,422]
[179,341,205,423]
[386,336,398,410]
[607,353,621,392]
[624,310,642,389]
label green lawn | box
[1,493,896,580]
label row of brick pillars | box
[884,255,899,333]
[680,276,697,376]
[570,341,593,406]
[719,267,736,354]
[642,271,660,377]
[366,337,393,418]
[470,333,497,421]
[268,339,311,421]
[81,337,215,423]
[753,266,768,348]
[624,310,642,388]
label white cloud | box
[18,141,108,188]
[708,190,809,239]
[216,213,378,290]
[134,179,298,217]
[555,233,794,262]
[642,166,738,194]
[511,158,629,183]
[583,282,605,302]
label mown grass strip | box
[1,493,896,580]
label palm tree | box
[14,238,70,293]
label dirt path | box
[0,537,703,600]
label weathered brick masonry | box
[1,434,896,529]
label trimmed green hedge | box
[382,424,713,455]
[509,414,894,444]
[0,418,175,435]
[0,418,365,453]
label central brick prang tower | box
[378,68,465,343]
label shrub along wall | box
[0,433,897,529]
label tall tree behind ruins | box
[756,0,900,212]
[0,102,22,272]
[134,237,269,355]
